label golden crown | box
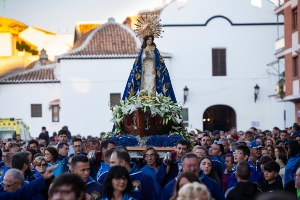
[134,14,163,38]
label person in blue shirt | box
[11,152,37,182]
[70,155,102,200]
[160,153,225,200]
[141,147,162,197]
[209,141,226,177]
[228,144,258,189]
[285,140,300,187]
[102,166,135,200]
[110,148,157,200]
[97,148,115,183]
[220,138,233,155]
[2,168,44,200]
[44,146,64,177]
[0,152,13,182]
[57,142,70,172]
[48,173,87,200]
[0,164,58,200]
[157,139,189,187]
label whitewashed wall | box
[154,0,294,131]
[60,58,170,136]
[0,83,61,137]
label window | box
[110,93,121,107]
[293,8,298,30]
[181,108,189,127]
[52,105,60,122]
[31,104,42,117]
[212,49,226,76]
[294,56,298,77]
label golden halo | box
[134,14,164,38]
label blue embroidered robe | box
[122,47,177,103]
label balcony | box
[275,36,285,53]
[274,0,291,15]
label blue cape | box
[122,47,177,103]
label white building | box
[0,0,295,137]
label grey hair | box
[5,168,24,183]
[219,138,229,144]
[181,153,199,165]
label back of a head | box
[114,149,130,164]
[5,152,14,165]
[288,140,300,157]
[236,160,250,181]
[11,152,29,170]
[104,148,116,163]
[49,173,85,200]
[5,168,24,184]
[259,156,273,165]
[177,182,211,200]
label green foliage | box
[16,41,38,55]
[278,71,285,99]
[111,89,189,140]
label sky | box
[0,0,166,33]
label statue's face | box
[146,37,153,46]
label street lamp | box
[183,86,189,104]
[254,84,260,103]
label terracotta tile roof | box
[74,22,101,45]
[59,19,172,60]
[0,67,59,84]
[59,19,142,60]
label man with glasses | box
[228,145,258,189]
[69,138,82,157]
[141,147,162,197]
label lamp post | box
[183,86,189,104]
[254,84,260,103]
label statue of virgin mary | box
[122,34,177,103]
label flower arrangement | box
[145,134,183,147]
[108,134,139,147]
[110,89,188,140]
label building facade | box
[0,0,295,137]
[275,0,300,124]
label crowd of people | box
[1,125,300,200]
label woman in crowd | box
[102,166,134,200]
[221,154,235,193]
[33,156,48,177]
[199,156,220,185]
[265,145,276,159]
[276,154,288,185]
[284,140,300,186]
[170,172,201,200]
[177,182,212,200]
[274,145,288,157]
[45,146,64,177]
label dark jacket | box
[261,179,283,193]
[38,131,49,146]
[225,182,261,200]
[160,169,225,200]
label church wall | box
[154,0,295,131]
[59,58,169,136]
[0,83,61,137]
